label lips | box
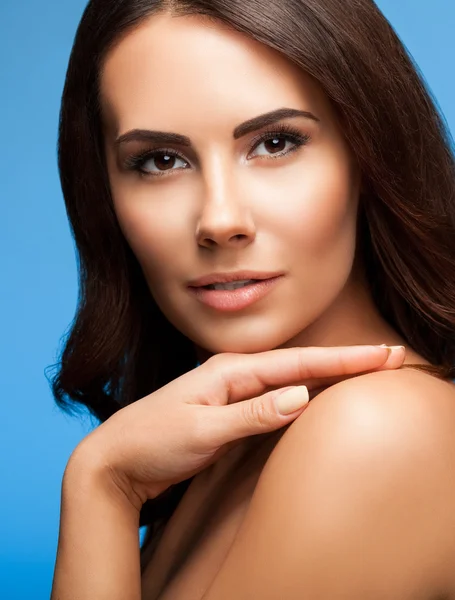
[187,276,283,311]
[202,279,259,290]
[188,271,284,288]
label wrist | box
[53,442,142,600]
[64,441,143,518]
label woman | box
[50,0,455,598]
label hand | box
[72,345,404,511]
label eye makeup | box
[121,122,312,179]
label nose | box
[195,171,256,250]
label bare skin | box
[51,10,455,600]
[52,346,414,600]
[140,376,455,600]
[140,421,295,600]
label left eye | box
[249,134,298,158]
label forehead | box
[100,12,332,136]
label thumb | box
[209,385,310,447]
[273,385,311,415]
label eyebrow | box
[114,107,320,147]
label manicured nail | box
[275,386,309,415]
[378,344,405,352]
[378,344,392,357]
[382,345,406,367]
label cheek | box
[256,154,359,261]
[110,180,188,281]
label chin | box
[190,324,305,356]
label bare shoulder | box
[204,368,455,600]
[272,366,455,593]
[285,366,455,496]
[201,367,455,599]
[278,363,455,474]
[331,365,455,403]
[302,366,455,445]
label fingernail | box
[378,344,405,353]
[382,345,406,366]
[378,344,392,358]
[390,345,405,352]
[275,386,309,415]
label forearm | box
[51,451,142,600]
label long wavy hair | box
[49,0,455,569]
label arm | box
[51,447,142,600]
[50,346,403,599]
[202,369,455,599]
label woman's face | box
[101,13,362,357]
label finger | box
[272,346,406,394]
[202,385,310,448]
[206,345,403,405]
[203,343,407,447]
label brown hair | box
[48,0,455,568]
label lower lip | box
[188,276,283,311]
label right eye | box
[125,148,190,178]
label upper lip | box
[188,271,283,287]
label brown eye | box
[124,148,190,177]
[263,136,287,154]
[248,128,311,160]
[141,152,187,173]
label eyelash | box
[123,123,311,179]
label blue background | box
[1,1,454,598]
